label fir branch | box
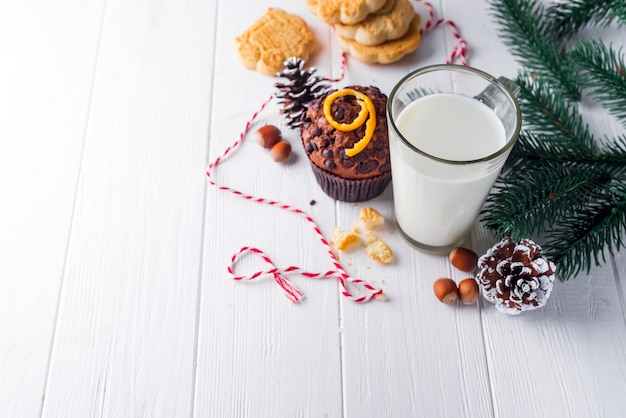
[485,0,626,279]
[544,182,626,279]
[511,130,593,162]
[503,130,626,175]
[514,74,596,149]
[570,39,626,126]
[545,0,626,41]
[601,134,626,159]
[488,0,580,99]
[482,162,614,239]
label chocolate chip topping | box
[353,151,366,163]
[300,85,390,180]
[341,158,355,168]
[356,160,379,174]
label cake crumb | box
[360,207,385,229]
[332,227,362,251]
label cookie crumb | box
[364,231,378,244]
[366,239,394,264]
[309,199,316,205]
[332,227,362,251]
[360,207,384,229]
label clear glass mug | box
[387,64,521,253]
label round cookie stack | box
[307,0,422,64]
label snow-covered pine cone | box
[476,237,556,315]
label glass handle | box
[474,76,520,110]
[496,76,520,98]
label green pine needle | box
[570,39,626,126]
[504,130,626,175]
[514,74,596,150]
[545,0,626,41]
[512,130,593,162]
[484,0,626,280]
[601,135,626,160]
[488,0,580,99]
[544,182,626,279]
[482,161,614,240]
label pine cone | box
[274,57,329,128]
[476,237,556,315]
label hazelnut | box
[433,278,458,304]
[458,278,480,305]
[449,247,478,272]
[255,125,281,149]
[270,141,292,163]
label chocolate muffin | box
[300,85,391,202]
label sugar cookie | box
[334,0,416,46]
[307,0,388,25]
[336,14,422,64]
[234,8,316,76]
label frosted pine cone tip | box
[476,237,556,315]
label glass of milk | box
[387,65,521,253]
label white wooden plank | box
[194,1,345,417]
[3,0,624,415]
[474,11,626,418]
[480,258,626,417]
[40,0,214,416]
[337,214,495,417]
[0,1,105,416]
[335,1,501,415]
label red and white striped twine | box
[207,4,468,303]
[206,93,384,304]
[416,0,468,66]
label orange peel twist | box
[323,88,376,157]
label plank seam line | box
[191,0,221,415]
[611,256,626,329]
[478,298,497,418]
[39,0,110,416]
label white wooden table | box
[2,0,625,417]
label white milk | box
[390,93,507,248]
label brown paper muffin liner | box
[309,162,392,202]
